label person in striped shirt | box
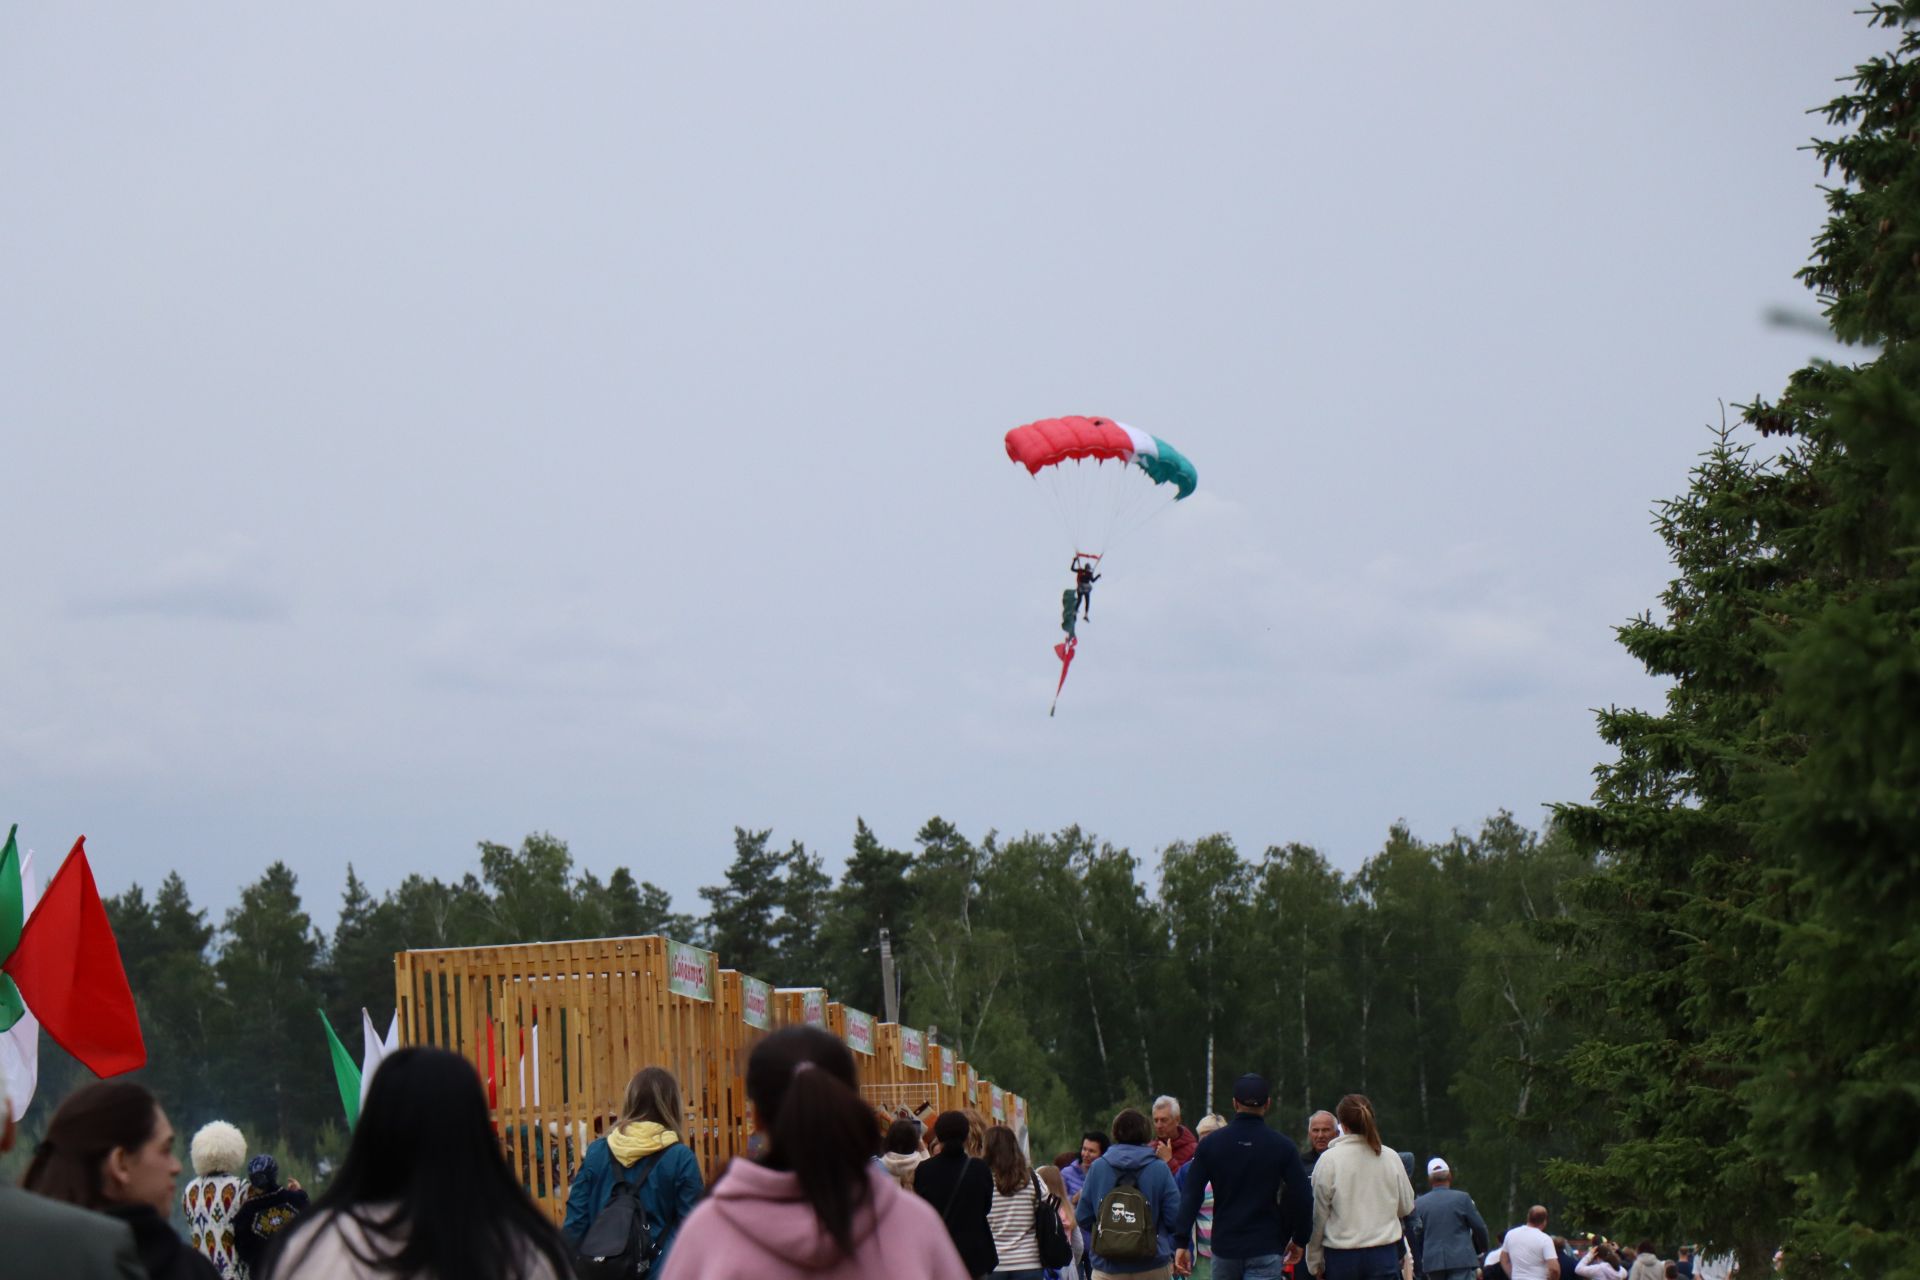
[986,1125,1047,1279]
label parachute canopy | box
[1004,416,1197,500]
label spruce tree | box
[1546,426,1807,1271]
[698,827,788,976]
[1743,6,1920,1272]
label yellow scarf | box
[607,1120,680,1167]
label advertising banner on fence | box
[991,1084,1005,1121]
[940,1047,956,1087]
[666,940,716,1002]
[843,1006,875,1055]
[901,1027,926,1070]
[741,976,772,1030]
[803,990,826,1027]
[1013,1095,1026,1127]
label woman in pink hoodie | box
[660,1026,974,1280]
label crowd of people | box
[2,1044,1714,1280]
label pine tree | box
[218,863,330,1145]
[819,819,916,1009]
[699,828,788,976]
[776,841,832,986]
[600,867,694,940]
[329,864,406,1031]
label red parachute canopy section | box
[1005,416,1138,473]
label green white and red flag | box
[0,827,41,1114]
[1,836,146,1078]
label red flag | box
[1,838,146,1077]
[1050,636,1078,716]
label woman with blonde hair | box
[1305,1094,1414,1280]
[1036,1164,1078,1278]
[562,1066,704,1269]
[962,1108,990,1158]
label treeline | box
[1,812,1592,1233]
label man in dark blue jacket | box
[1170,1073,1312,1280]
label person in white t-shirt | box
[1500,1207,1562,1280]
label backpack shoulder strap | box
[614,1151,664,1192]
[939,1156,974,1221]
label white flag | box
[1,848,41,1119]
[359,1008,401,1108]
[518,1020,541,1106]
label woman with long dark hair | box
[1304,1094,1415,1280]
[23,1080,219,1280]
[562,1065,703,1266]
[660,1025,972,1280]
[268,1047,568,1280]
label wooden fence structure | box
[394,935,1028,1224]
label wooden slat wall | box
[396,938,1029,1223]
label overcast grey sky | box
[0,4,1883,929]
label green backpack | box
[1092,1165,1157,1261]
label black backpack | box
[1032,1172,1073,1269]
[574,1153,663,1280]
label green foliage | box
[1543,10,1920,1276]
[1746,7,1920,1271]
[1544,430,1804,1271]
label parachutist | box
[1072,557,1101,620]
[1004,417,1196,714]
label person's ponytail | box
[746,1027,877,1261]
[1335,1092,1383,1156]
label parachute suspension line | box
[1033,454,1180,586]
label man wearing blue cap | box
[1170,1073,1312,1280]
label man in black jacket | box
[1171,1073,1312,1280]
[232,1155,310,1278]
[914,1110,997,1279]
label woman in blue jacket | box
[563,1067,704,1267]
[1074,1108,1184,1279]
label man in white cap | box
[0,1068,146,1280]
[1406,1157,1489,1280]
